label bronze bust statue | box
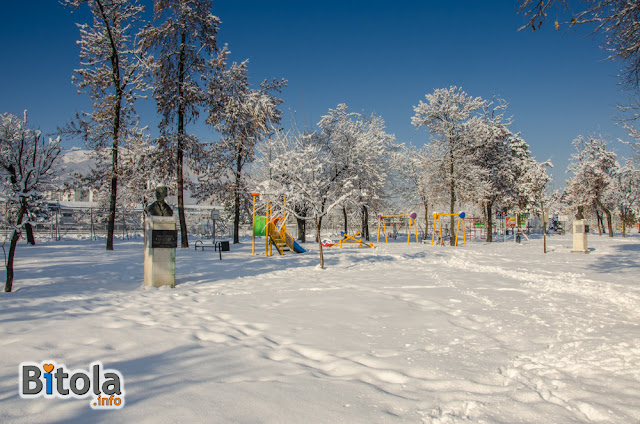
[146,185,173,217]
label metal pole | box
[56,203,60,241]
[251,193,258,255]
[542,202,547,254]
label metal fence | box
[1,203,233,243]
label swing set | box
[432,212,467,246]
[376,213,419,244]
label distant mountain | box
[57,147,97,184]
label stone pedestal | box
[144,216,177,288]
[571,219,589,254]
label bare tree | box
[1,112,61,292]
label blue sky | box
[0,1,634,187]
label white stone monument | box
[144,216,177,287]
[571,219,589,254]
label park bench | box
[194,240,229,260]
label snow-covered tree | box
[199,53,285,244]
[68,127,160,211]
[518,0,640,89]
[412,86,485,245]
[257,129,356,268]
[611,160,640,236]
[315,105,395,240]
[390,143,443,240]
[565,134,618,236]
[62,0,148,251]
[618,97,640,157]
[1,112,61,292]
[510,133,553,219]
[141,0,221,248]
[466,99,516,242]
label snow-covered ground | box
[1,232,639,423]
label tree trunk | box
[106,91,120,251]
[25,223,35,245]
[295,205,306,242]
[605,209,614,237]
[342,207,348,234]
[105,88,121,252]
[316,216,322,243]
[177,29,189,248]
[297,217,306,242]
[96,1,124,250]
[5,229,20,292]
[316,200,326,243]
[595,208,603,235]
[596,199,614,237]
[97,0,121,252]
[106,169,118,250]
[423,202,429,242]
[233,154,242,244]
[361,205,369,241]
[5,201,27,292]
[486,202,493,243]
[315,216,324,269]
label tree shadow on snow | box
[588,240,640,272]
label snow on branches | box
[1,111,61,292]
[63,0,149,250]
[196,49,286,243]
[0,112,60,215]
[256,104,395,266]
[410,87,552,242]
[140,0,223,248]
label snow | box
[1,233,640,423]
[57,148,97,182]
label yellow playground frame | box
[432,212,466,246]
[376,213,419,244]
[251,193,303,256]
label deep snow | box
[1,232,639,423]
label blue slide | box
[292,241,307,253]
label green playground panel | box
[254,216,267,236]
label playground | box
[1,233,639,423]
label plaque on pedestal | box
[144,216,177,287]
[571,219,589,254]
